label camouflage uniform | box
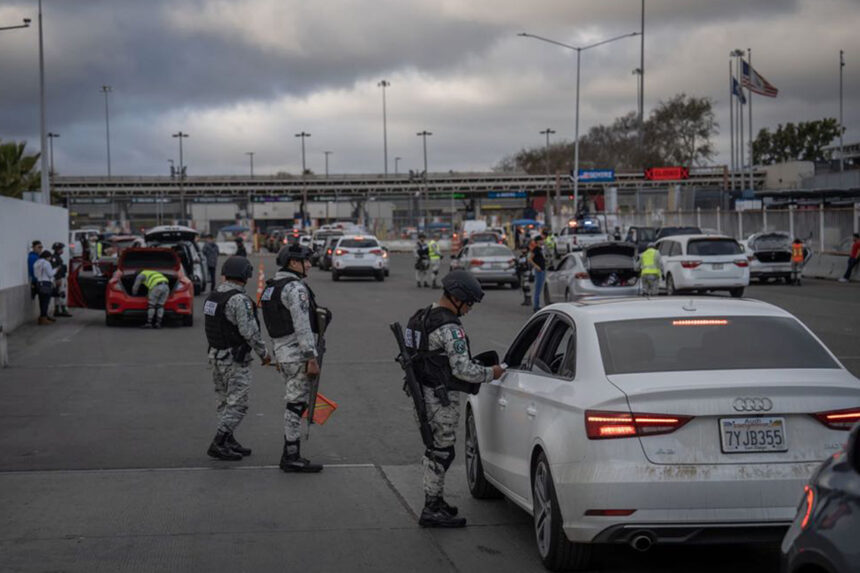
[270,270,318,446]
[421,307,494,498]
[415,241,431,286]
[208,282,269,434]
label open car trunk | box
[584,242,638,287]
[119,271,179,296]
[750,234,792,263]
[117,248,181,296]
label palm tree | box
[0,139,41,199]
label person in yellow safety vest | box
[132,269,171,328]
[542,229,557,261]
[639,243,661,296]
[428,239,442,289]
[791,238,805,286]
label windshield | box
[595,316,838,374]
[687,238,741,256]
[470,245,512,257]
[340,238,378,248]
[471,233,499,242]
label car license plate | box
[354,253,364,259]
[712,263,724,270]
[720,417,787,453]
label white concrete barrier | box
[802,252,857,282]
[382,239,452,253]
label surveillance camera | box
[24,18,32,24]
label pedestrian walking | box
[28,241,43,300]
[235,237,248,257]
[261,244,328,473]
[403,270,504,527]
[132,269,171,328]
[529,234,547,312]
[415,234,431,288]
[839,233,860,283]
[50,242,72,317]
[791,238,805,286]
[203,256,271,461]
[201,234,220,292]
[427,237,442,289]
[639,242,661,296]
[33,251,57,325]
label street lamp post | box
[417,131,432,226]
[37,0,49,204]
[101,85,112,177]
[0,17,30,31]
[378,80,390,177]
[840,50,845,173]
[540,128,556,223]
[172,132,189,223]
[394,156,402,176]
[47,131,59,199]
[295,132,311,228]
[245,151,254,177]
[519,31,640,216]
[324,151,333,221]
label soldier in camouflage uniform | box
[261,244,324,473]
[405,270,505,527]
[415,234,431,287]
[204,256,271,461]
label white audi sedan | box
[465,297,860,571]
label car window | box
[687,238,742,256]
[669,242,682,256]
[558,256,576,271]
[470,245,511,257]
[504,315,549,370]
[533,316,576,379]
[657,241,671,256]
[595,316,839,374]
[339,238,378,248]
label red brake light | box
[680,260,702,269]
[584,509,637,517]
[812,407,860,430]
[326,248,332,255]
[370,249,383,255]
[469,259,484,267]
[109,279,123,292]
[574,272,589,279]
[801,485,815,529]
[734,259,749,267]
[585,410,693,440]
[335,248,348,256]
[173,279,190,293]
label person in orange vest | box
[790,238,805,286]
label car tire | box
[182,314,194,327]
[465,407,503,500]
[533,451,591,572]
[375,270,384,282]
[543,284,552,305]
[105,313,121,327]
[332,270,340,281]
[666,274,677,296]
[729,287,744,298]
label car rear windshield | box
[752,234,791,250]
[595,316,839,374]
[471,233,499,241]
[471,245,511,257]
[687,239,742,256]
[658,227,701,238]
[121,251,177,269]
[340,239,378,248]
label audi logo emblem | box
[732,397,774,412]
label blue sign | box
[488,191,526,199]
[577,169,615,183]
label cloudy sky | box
[1,0,857,177]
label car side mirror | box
[847,423,860,474]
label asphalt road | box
[1,253,857,572]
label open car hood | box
[145,225,199,243]
[118,247,181,271]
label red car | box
[69,247,194,327]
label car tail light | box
[812,407,860,430]
[370,249,383,255]
[800,485,815,529]
[680,260,702,269]
[469,259,485,267]
[574,272,589,279]
[585,410,693,439]
[109,280,123,292]
[174,279,190,293]
[326,248,332,255]
[335,248,349,256]
[734,260,749,267]
[584,509,637,517]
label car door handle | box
[498,398,508,408]
[526,405,537,418]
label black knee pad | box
[425,445,455,471]
[286,402,307,417]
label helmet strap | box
[443,291,466,317]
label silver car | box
[741,231,798,284]
[451,243,518,288]
[544,242,639,302]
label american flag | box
[742,61,779,97]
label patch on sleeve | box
[451,328,466,340]
[453,340,467,354]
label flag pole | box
[729,58,735,190]
[748,48,754,195]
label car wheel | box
[543,284,552,305]
[375,270,384,282]
[729,287,744,298]
[105,313,121,327]
[465,407,502,499]
[666,274,677,296]
[533,451,591,571]
[332,270,340,281]
[182,314,194,327]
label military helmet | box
[442,270,484,304]
[221,255,254,281]
[276,243,312,267]
[52,241,65,251]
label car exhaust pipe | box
[629,532,654,552]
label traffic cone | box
[256,262,265,304]
[451,232,461,254]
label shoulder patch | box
[453,340,467,354]
[451,327,466,340]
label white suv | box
[331,235,386,282]
[656,234,750,297]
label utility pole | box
[47,132,59,198]
[324,151,333,221]
[840,49,845,172]
[639,0,645,165]
[172,132,189,223]
[38,0,49,204]
[295,131,311,228]
[101,85,112,178]
[395,156,402,176]
[378,80,390,178]
[245,152,255,177]
[417,131,432,226]
[540,128,556,222]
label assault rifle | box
[390,322,434,449]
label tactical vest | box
[405,305,478,395]
[260,274,319,338]
[640,249,660,276]
[204,289,256,351]
[416,243,430,259]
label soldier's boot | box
[58,307,73,317]
[225,432,251,456]
[521,292,530,306]
[418,496,466,528]
[207,430,242,461]
[439,498,458,516]
[140,321,153,329]
[417,281,422,288]
[423,282,430,288]
[153,319,162,329]
[279,440,323,473]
